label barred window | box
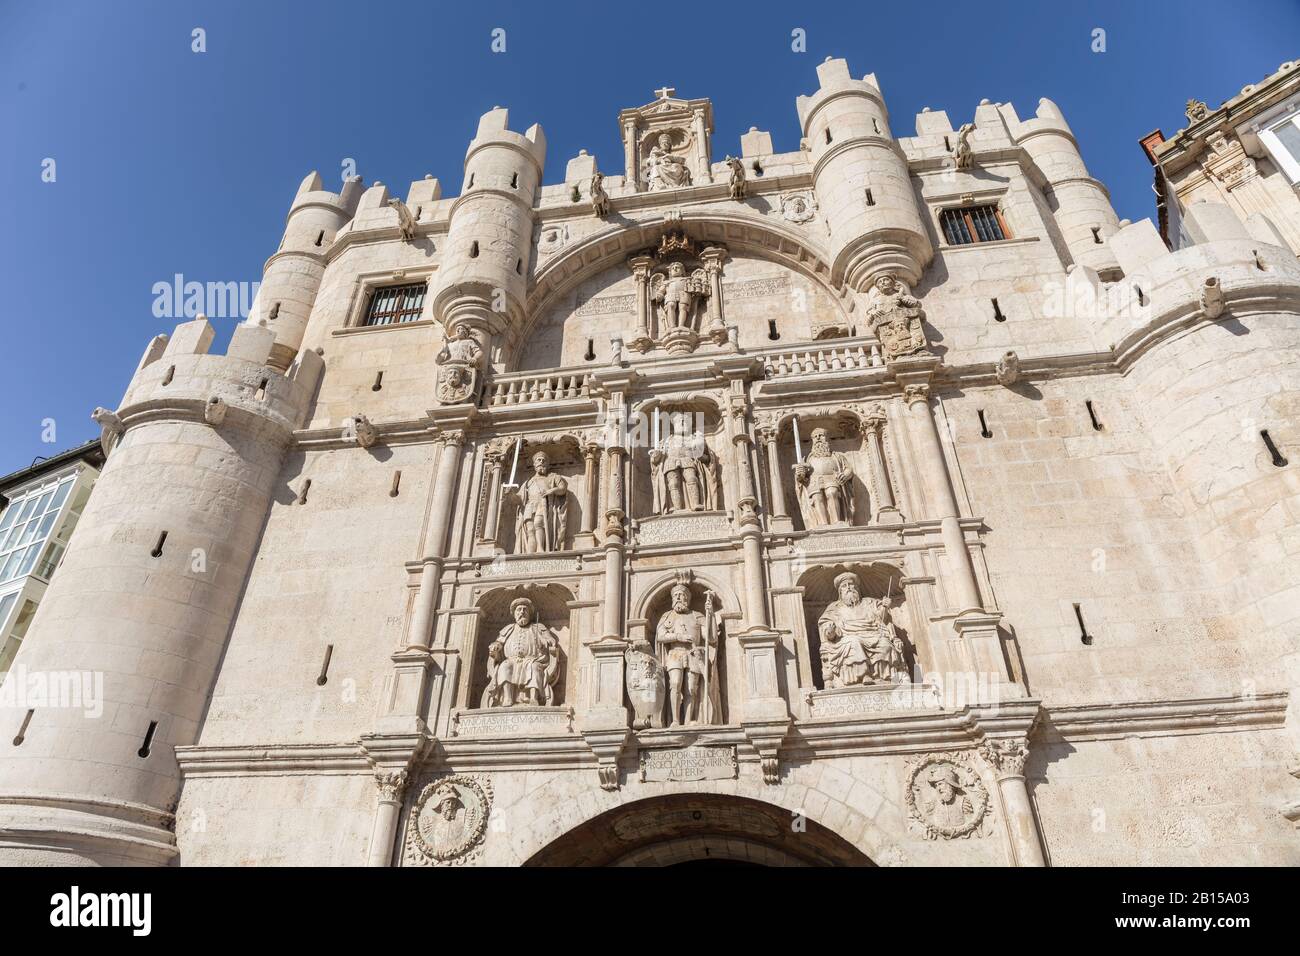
[940,205,1010,245]
[361,282,427,327]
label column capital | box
[627,253,655,276]
[902,383,931,406]
[375,770,409,802]
[979,737,1030,780]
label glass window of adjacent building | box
[0,477,74,585]
[1257,105,1300,183]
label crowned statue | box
[509,451,570,553]
[481,597,561,708]
[816,572,908,687]
[644,132,692,191]
[795,427,857,527]
[654,582,720,726]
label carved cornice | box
[1037,692,1290,742]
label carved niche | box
[627,571,725,729]
[633,231,727,355]
[468,585,573,712]
[618,88,713,193]
[797,562,913,692]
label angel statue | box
[650,261,710,333]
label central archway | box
[522,793,875,867]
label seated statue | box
[481,597,560,707]
[817,572,908,687]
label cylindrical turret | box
[252,171,363,370]
[431,107,546,351]
[1012,98,1121,275]
[796,57,933,290]
[0,318,321,865]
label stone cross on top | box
[654,85,676,100]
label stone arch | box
[630,566,741,623]
[468,582,576,709]
[795,560,914,689]
[514,212,855,371]
[510,783,908,866]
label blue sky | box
[0,0,1294,475]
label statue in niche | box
[795,427,856,527]
[509,451,569,553]
[865,274,929,361]
[480,597,560,708]
[644,132,692,191]
[650,420,720,514]
[650,261,710,332]
[435,324,484,404]
[654,582,720,726]
[817,572,907,687]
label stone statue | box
[349,413,378,448]
[654,583,720,726]
[952,123,975,171]
[907,756,989,840]
[865,274,928,361]
[725,155,746,200]
[435,324,484,404]
[481,597,560,707]
[509,451,569,553]
[644,132,692,191]
[651,426,719,514]
[1185,98,1209,123]
[91,407,123,457]
[590,170,610,218]
[995,351,1021,387]
[794,427,856,527]
[625,641,667,730]
[649,261,710,332]
[387,198,418,241]
[816,572,908,687]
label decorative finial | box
[654,85,675,99]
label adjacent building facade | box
[0,56,1297,866]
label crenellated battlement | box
[1095,203,1300,358]
[117,316,323,437]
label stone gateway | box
[0,57,1297,868]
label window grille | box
[940,205,1009,245]
[361,282,427,327]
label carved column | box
[366,771,408,867]
[575,439,600,549]
[699,246,727,341]
[863,406,902,524]
[980,739,1047,867]
[692,107,711,183]
[903,384,982,614]
[728,407,767,630]
[623,119,640,189]
[579,402,632,790]
[479,438,509,550]
[757,422,790,531]
[629,254,654,352]
[378,428,466,736]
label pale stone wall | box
[4,58,1298,868]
